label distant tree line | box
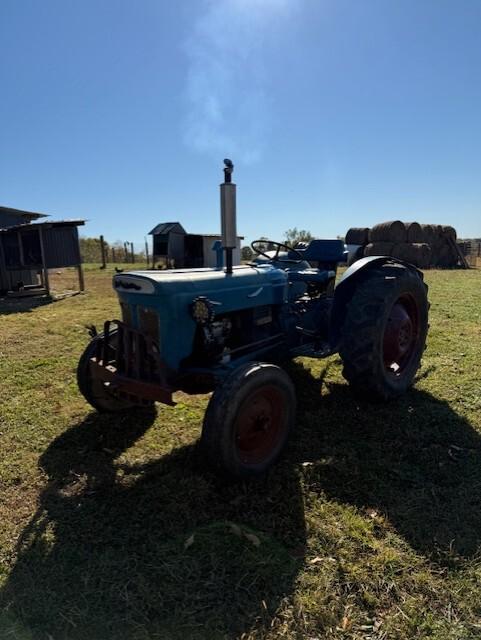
[79,236,146,264]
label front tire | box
[200,362,296,479]
[77,331,139,412]
[339,262,429,401]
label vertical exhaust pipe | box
[220,158,237,274]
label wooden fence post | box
[100,235,106,269]
[38,227,50,296]
[77,263,85,291]
[145,237,149,267]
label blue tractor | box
[78,160,429,479]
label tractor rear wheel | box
[201,362,296,479]
[77,330,141,412]
[339,262,428,401]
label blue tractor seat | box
[288,239,347,263]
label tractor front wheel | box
[77,331,142,412]
[201,362,296,479]
[339,262,429,401]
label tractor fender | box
[329,256,423,348]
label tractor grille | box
[120,302,132,326]
[119,303,159,346]
[138,306,160,346]
[98,320,164,384]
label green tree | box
[241,245,253,261]
[79,237,110,263]
[80,236,146,264]
[284,227,313,247]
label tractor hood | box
[112,265,288,372]
[113,265,287,302]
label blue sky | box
[1,0,480,250]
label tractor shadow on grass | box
[288,360,481,564]
[4,363,480,638]
[0,405,306,639]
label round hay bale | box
[435,246,450,267]
[420,224,436,244]
[442,225,457,242]
[369,221,407,243]
[431,225,447,252]
[405,222,425,243]
[430,245,442,267]
[364,242,394,257]
[346,244,365,266]
[416,243,432,268]
[436,244,458,268]
[391,243,412,262]
[392,243,431,268]
[345,227,370,245]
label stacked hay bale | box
[345,227,370,245]
[345,227,370,265]
[420,224,461,267]
[365,221,432,268]
[345,221,463,268]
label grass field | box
[1,264,481,640]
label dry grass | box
[1,264,481,639]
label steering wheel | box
[251,240,305,264]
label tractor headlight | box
[191,296,215,325]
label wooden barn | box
[0,207,45,292]
[0,206,85,296]
[149,221,243,268]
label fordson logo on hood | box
[113,276,155,294]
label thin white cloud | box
[182,0,293,164]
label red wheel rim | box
[383,294,420,376]
[234,385,286,465]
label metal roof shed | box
[149,222,187,267]
[0,219,85,296]
[148,221,243,268]
[0,205,47,228]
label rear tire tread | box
[339,264,428,401]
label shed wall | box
[201,236,242,267]
[42,226,81,268]
[5,269,38,290]
[167,232,185,267]
[202,236,219,267]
